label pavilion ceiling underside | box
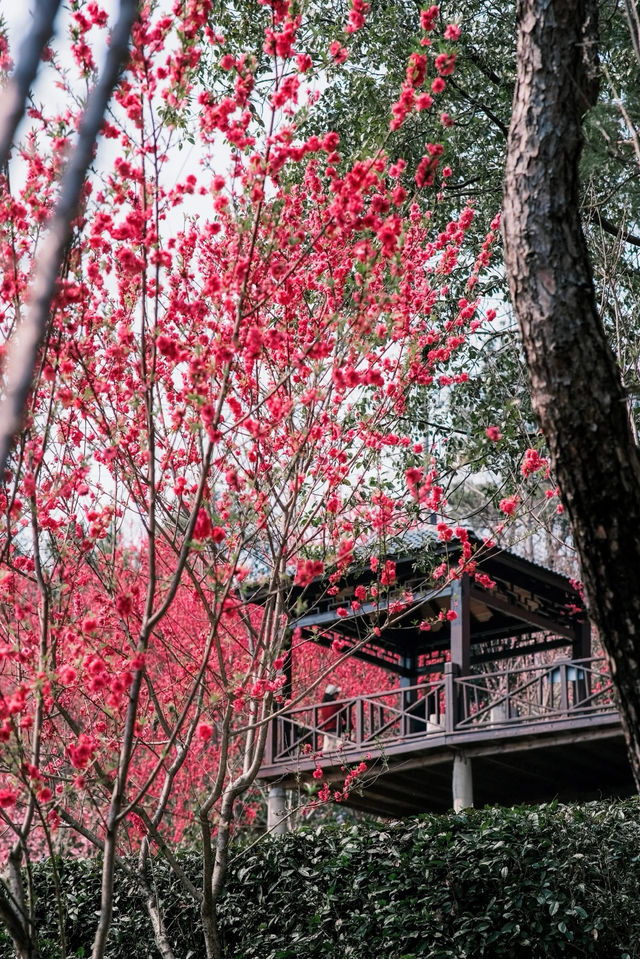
[292,549,584,674]
[301,623,575,675]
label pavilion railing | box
[269,679,446,764]
[454,656,614,730]
[265,656,617,765]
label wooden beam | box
[482,548,583,595]
[469,586,576,638]
[471,635,570,665]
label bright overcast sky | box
[2,1,120,146]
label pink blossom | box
[193,508,213,541]
[499,495,519,516]
[67,734,97,770]
[329,41,348,64]
[420,5,439,31]
[58,665,77,685]
[196,722,214,741]
[521,448,548,477]
[294,558,324,586]
[0,789,18,809]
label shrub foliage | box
[2,800,640,958]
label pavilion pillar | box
[572,617,591,660]
[449,574,471,674]
[279,635,293,754]
[452,753,473,812]
[267,786,289,835]
[572,617,592,702]
[449,576,473,810]
[400,650,419,734]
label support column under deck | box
[267,786,289,835]
[452,753,473,812]
[449,575,473,809]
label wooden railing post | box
[355,697,363,746]
[560,662,569,713]
[445,662,458,733]
[313,705,319,752]
[575,655,589,705]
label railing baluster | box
[560,663,569,713]
[355,697,363,745]
[265,657,617,764]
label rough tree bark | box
[503,0,640,789]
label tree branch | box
[585,207,640,248]
[0,0,139,477]
[0,0,62,171]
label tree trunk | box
[0,893,35,959]
[503,0,640,789]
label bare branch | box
[585,207,640,248]
[0,0,62,170]
[0,0,139,476]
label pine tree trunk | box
[503,0,640,788]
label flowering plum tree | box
[0,2,499,957]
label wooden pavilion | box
[257,532,633,830]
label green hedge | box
[3,800,640,958]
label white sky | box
[2,0,213,211]
[2,1,119,172]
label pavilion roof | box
[283,530,586,674]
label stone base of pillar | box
[267,785,289,835]
[452,753,473,812]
